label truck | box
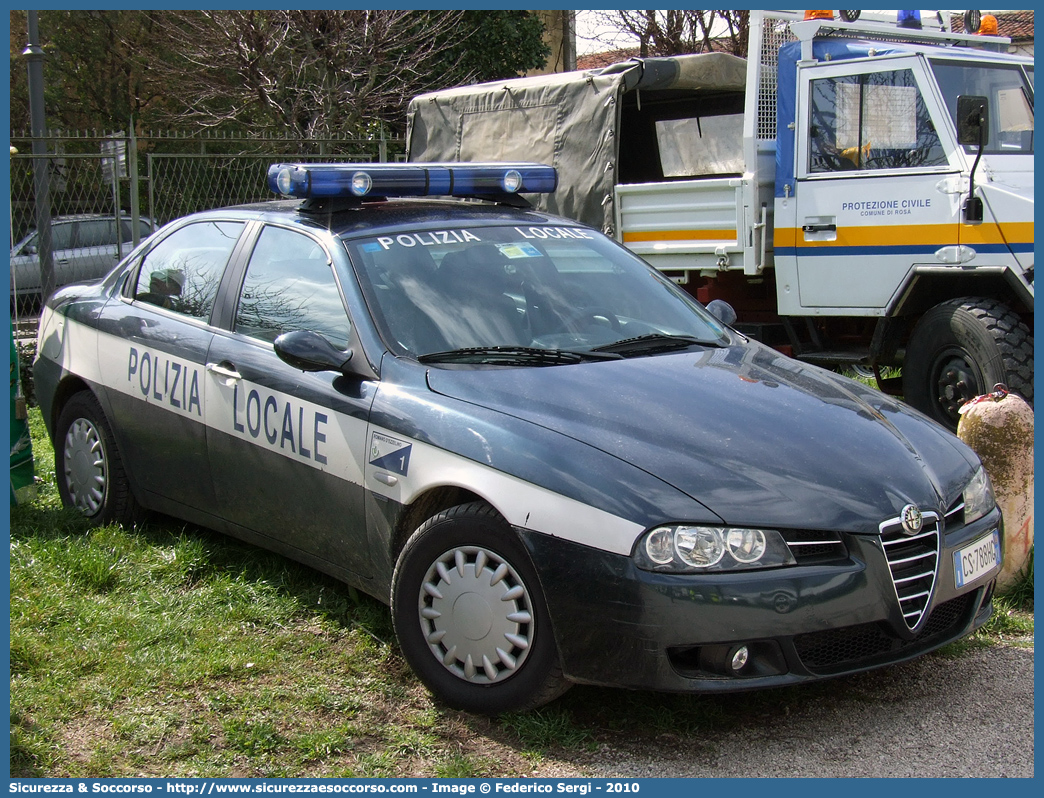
[406,10,1034,430]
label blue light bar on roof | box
[897,10,922,29]
[267,162,558,200]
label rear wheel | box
[391,502,569,714]
[55,391,143,526]
[903,297,1032,429]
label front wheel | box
[54,391,143,526]
[391,502,569,714]
[903,297,1033,429]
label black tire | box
[54,391,143,526]
[391,502,570,714]
[903,297,1033,429]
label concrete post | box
[957,387,1034,592]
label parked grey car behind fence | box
[10,213,156,298]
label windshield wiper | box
[418,346,619,366]
[591,333,721,357]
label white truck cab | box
[407,10,1033,429]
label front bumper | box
[519,512,999,692]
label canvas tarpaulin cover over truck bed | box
[407,52,748,234]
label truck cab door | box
[785,58,962,314]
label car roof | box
[185,197,587,240]
[47,212,154,222]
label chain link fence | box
[10,130,406,327]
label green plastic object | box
[10,330,36,505]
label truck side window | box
[809,69,946,173]
[930,60,1034,155]
[234,226,350,349]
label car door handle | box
[802,223,837,233]
[206,362,242,380]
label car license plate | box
[953,530,1001,589]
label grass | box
[11,410,450,777]
[9,405,1034,777]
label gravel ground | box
[537,643,1034,778]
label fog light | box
[729,645,749,672]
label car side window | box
[133,220,244,321]
[234,225,350,349]
[51,222,75,251]
[122,219,154,240]
[78,219,118,248]
[809,68,947,173]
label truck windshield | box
[930,60,1034,155]
[345,225,731,360]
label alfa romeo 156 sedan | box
[34,162,1002,714]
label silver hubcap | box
[63,418,107,515]
[418,546,534,684]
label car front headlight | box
[635,525,796,573]
[963,466,996,524]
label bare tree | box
[142,10,470,138]
[581,10,748,58]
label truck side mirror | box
[957,95,989,147]
[957,96,989,224]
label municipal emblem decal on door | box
[369,431,412,476]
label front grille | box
[880,511,941,630]
[781,529,847,564]
[944,496,965,528]
[794,593,976,673]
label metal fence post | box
[147,152,155,227]
[23,11,55,300]
[129,125,141,247]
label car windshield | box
[930,60,1034,155]
[344,224,730,361]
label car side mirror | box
[274,330,354,374]
[957,95,989,147]
[22,245,37,256]
[706,299,738,326]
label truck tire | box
[903,297,1033,429]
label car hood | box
[425,342,979,532]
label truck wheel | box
[55,391,143,526]
[903,297,1033,429]
[391,502,570,714]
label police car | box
[34,162,1003,714]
